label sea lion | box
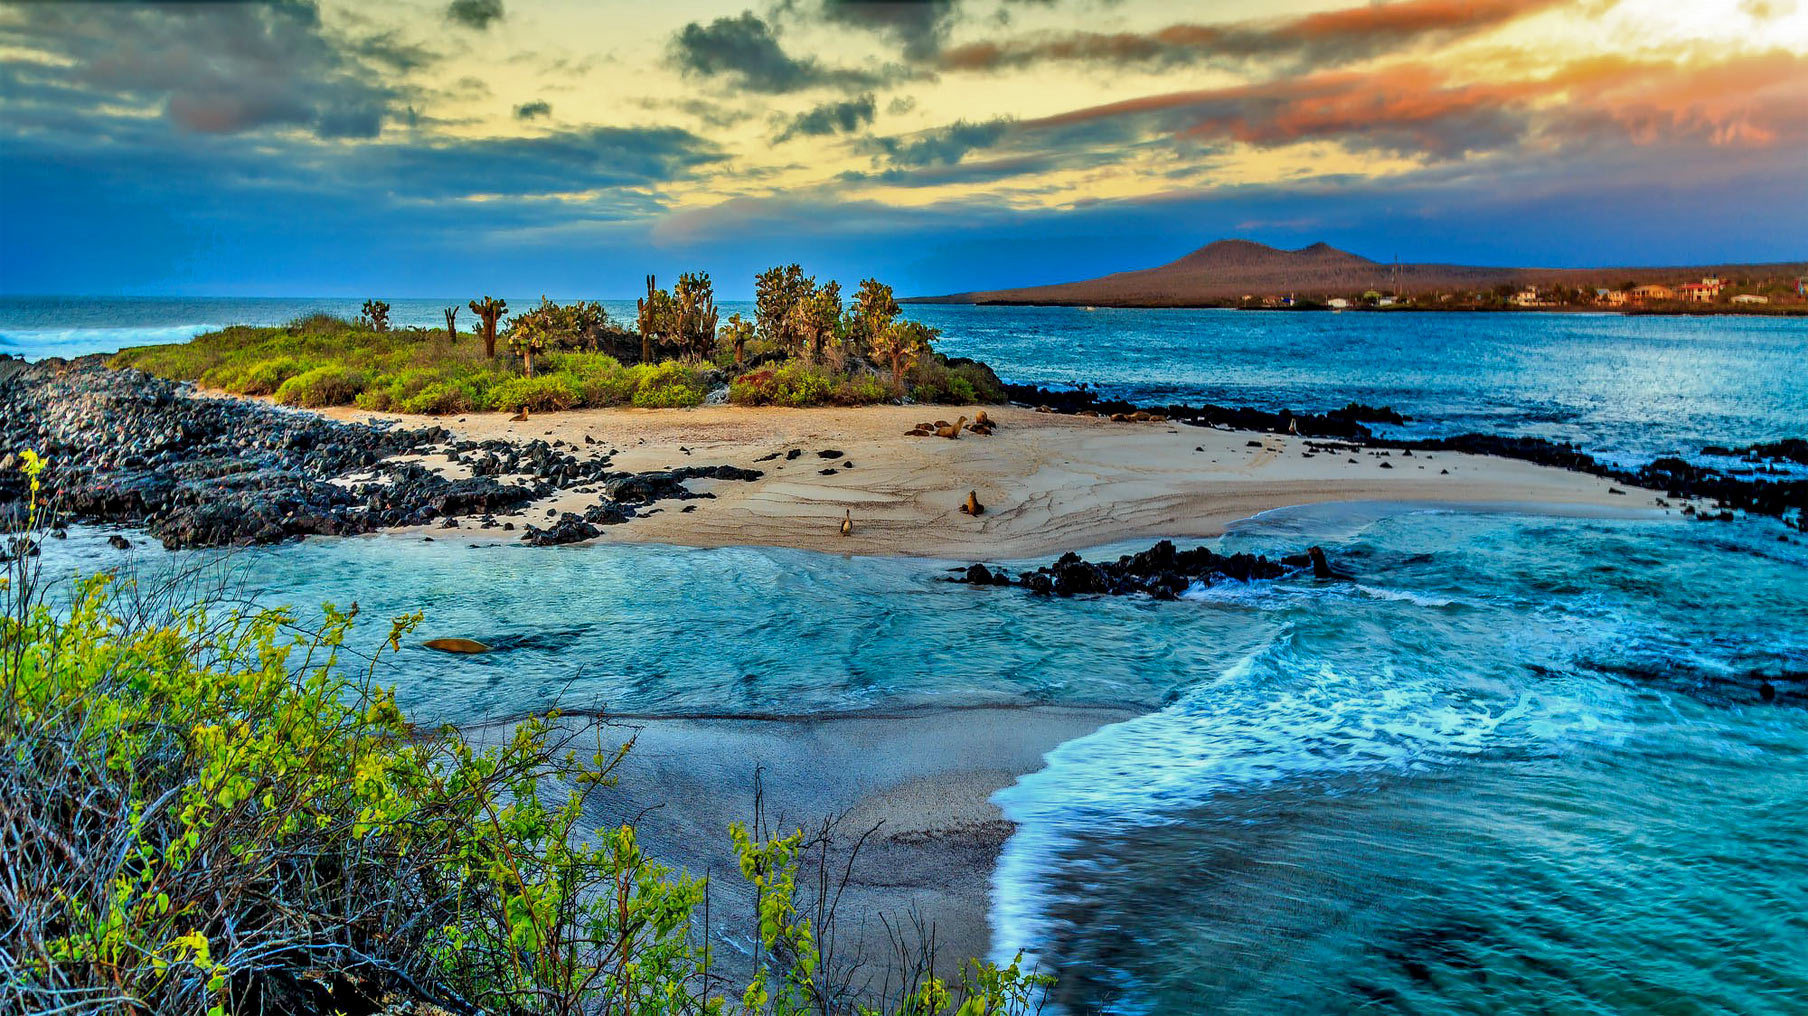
[935,416,967,439]
[508,408,529,422]
[960,490,985,516]
[840,509,853,536]
[423,637,491,654]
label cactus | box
[359,299,391,332]
[468,296,507,358]
[443,305,459,343]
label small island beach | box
[339,402,1669,559]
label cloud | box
[446,0,505,31]
[823,0,958,61]
[873,117,1015,166]
[669,10,880,93]
[1023,51,1808,161]
[515,99,552,120]
[4,1,398,138]
[941,0,1567,72]
[776,93,878,141]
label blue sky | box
[2,0,1804,299]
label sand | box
[484,706,1134,983]
[323,403,1674,559]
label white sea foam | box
[986,632,1631,987]
[0,324,223,360]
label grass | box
[111,315,1005,414]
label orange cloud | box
[1023,50,1808,158]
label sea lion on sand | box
[959,490,985,516]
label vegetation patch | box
[113,271,1006,416]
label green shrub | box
[204,356,309,395]
[835,372,894,405]
[487,374,578,412]
[908,356,1005,405]
[273,365,367,407]
[630,361,706,408]
[400,379,480,415]
[730,362,836,406]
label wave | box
[987,630,1632,986]
[1178,579,1460,611]
[0,323,224,359]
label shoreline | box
[505,705,1139,978]
[3,357,1777,563]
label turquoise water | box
[4,297,1804,466]
[35,504,1808,1014]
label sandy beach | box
[486,705,1136,982]
[324,403,1672,559]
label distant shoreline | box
[904,297,1808,317]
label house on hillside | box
[1595,288,1629,306]
[1677,277,1724,303]
[1630,284,1676,302]
[1327,297,1351,309]
[1510,287,1543,307]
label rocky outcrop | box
[0,359,763,549]
[954,539,1325,599]
[1003,383,1405,440]
[520,513,601,546]
[1389,434,1807,527]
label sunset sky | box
[3,0,1804,297]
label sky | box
[2,0,1805,298]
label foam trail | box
[987,631,1627,989]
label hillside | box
[911,239,1808,306]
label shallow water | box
[33,504,1808,1015]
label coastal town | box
[1251,272,1808,312]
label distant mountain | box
[910,239,1808,306]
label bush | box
[730,363,836,407]
[835,372,894,405]
[400,379,481,415]
[629,361,706,408]
[487,374,579,412]
[209,356,309,396]
[908,356,1005,405]
[273,365,367,407]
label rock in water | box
[422,637,491,654]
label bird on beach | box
[840,509,852,536]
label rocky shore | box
[1004,383,1807,529]
[954,539,1336,599]
[0,357,758,549]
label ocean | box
[11,297,1808,1014]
